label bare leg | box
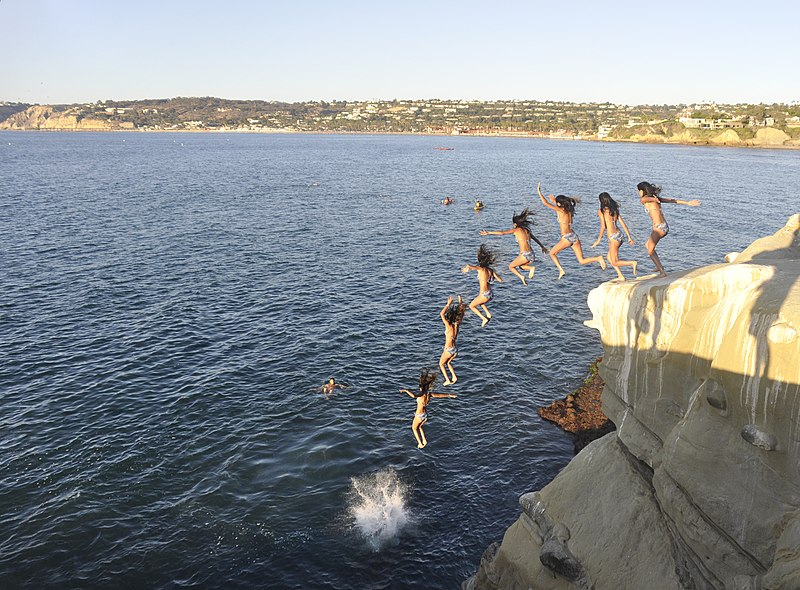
[418,423,428,448]
[645,229,667,277]
[522,264,536,279]
[446,355,458,383]
[439,351,453,385]
[549,239,571,280]
[571,240,606,269]
[480,304,492,327]
[508,255,529,285]
[608,242,625,280]
[469,294,490,325]
[412,420,425,448]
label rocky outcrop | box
[466,215,800,590]
[0,106,128,131]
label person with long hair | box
[461,244,503,327]
[439,295,465,385]
[591,192,638,281]
[637,181,701,277]
[479,208,548,285]
[537,182,606,279]
[400,369,456,449]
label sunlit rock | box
[466,215,800,590]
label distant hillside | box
[2,97,799,147]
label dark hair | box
[443,299,466,325]
[512,208,534,237]
[476,244,498,273]
[637,181,662,198]
[555,195,577,215]
[598,192,620,218]
[417,368,437,395]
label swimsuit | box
[415,412,427,420]
[480,289,493,301]
[520,250,535,263]
[445,346,458,356]
[609,230,624,243]
[561,232,579,245]
[653,222,669,235]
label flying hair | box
[512,208,534,237]
[637,181,662,198]
[476,244,498,272]
[555,195,577,215]
[417,368,437,395]
[443,299,466,325]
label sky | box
[1,0,798,106]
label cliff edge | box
[466,215,800,590]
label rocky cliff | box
[466,215,800,590]
[0,106,129,131]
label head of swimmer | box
[636,181,661,199]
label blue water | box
[1,131,798,589]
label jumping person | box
[537,182,606,279]
[591,192,637,281]
[479,208,548,285]
[461,244,503,327]
[439,295,465,385]
[400,369,456,449]
[637,181,701,277]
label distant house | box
[786,116,800,128]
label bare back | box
[555,208,574,235]
[641,198,666,226]
[513,226,533,252]
[600,208,620,233]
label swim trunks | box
[562,232,579,245]
[520,250,535,263]
[609,231,624,243]
[653,222,669,235]
[480,289,493,301]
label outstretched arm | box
[537,182,559,211]
[461,264,479,273]
[400,389,416,398]
[492,270,503,283]
[619,216,635,244]
[431,393,457,398]
[591,210,605,248]
[658,196,701,206]
[440,296,453,324]
[479,228,515,236]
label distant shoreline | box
[2,127,798,151]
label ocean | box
[1,131,798,589]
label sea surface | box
[1,131,798,589]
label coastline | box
[3,127,799,150]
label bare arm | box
[537,182,559,211]
[591,210,605,248]
[400,389,416,397]
[440,296,453,324]
[657,196,701,206]
[461,264,480,273]
[431,393,457,398]
[619,216,635,244]
[492,271,503,283]
[479,228,515,236]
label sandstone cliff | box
[467,215,800,590]
[0,106,127,131]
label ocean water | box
[1,131,798,589]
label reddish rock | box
[538,358,616,453]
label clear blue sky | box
[2,0,798,105]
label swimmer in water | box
[637,181,701,277]
[441,196,454,205]
[461,244,503,327]
[480,208,548,285]
[537,182,606,280]
[400,368,456,449]
[439,295,466,385]
[318,377,348,398]
[591,192,638,281]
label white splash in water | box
[348,469,411,551]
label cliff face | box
[467,215,800,590]
[0,106,129,131]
